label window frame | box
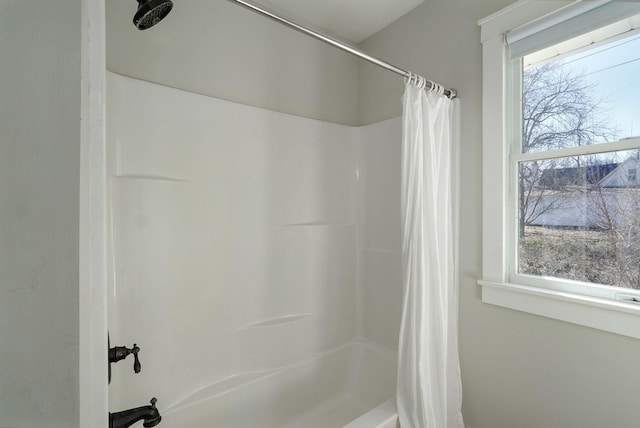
[479,0,640,339]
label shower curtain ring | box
[427,80,444,95]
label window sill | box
[478,280,640,339]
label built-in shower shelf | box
[114,173,191,182]
[237,313,311,330]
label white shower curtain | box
[397,77,464,428]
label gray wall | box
[359,1,640,427]
[0,0,81,427]
[106,0,360,125]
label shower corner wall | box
[356,118,404,352]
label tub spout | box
[110,397,162,428]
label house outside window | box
[479,1,640,338]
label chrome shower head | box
[133,0,173,30]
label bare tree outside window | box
[518,63,615,237]
[588,158,640,288]
[522,63,612,153]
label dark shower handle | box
[108,343,142,374]
[132,344,141,373]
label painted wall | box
[106,0,360,125]
[359,1,640,427]
[0,1,81,426]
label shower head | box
[133,0,173,30]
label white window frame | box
[478,0,640,339]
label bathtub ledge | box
[343,398,399,428]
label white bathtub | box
[160,339,397,428]
[344,399,399,428]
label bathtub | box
[160,339,398,428]
[344,399,399,428]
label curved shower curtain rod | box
[228,0,457,99]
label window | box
[479,1,640,338]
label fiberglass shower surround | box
[107,70,399,427]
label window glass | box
[518,149,640,288]
[517,22,640,290]
[522,30,640,154]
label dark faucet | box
[110,397,162,428]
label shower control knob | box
[108,343,142,375]
[132,344,141,373]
